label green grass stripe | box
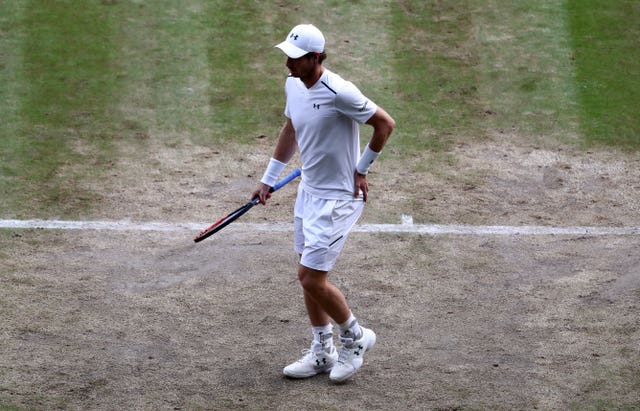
[113,0,217,143]
[21,2,118,128]
[389,1,483,153]
[387,1,583,151]
[205,1,287,143]
[469,0,582,145]
[114,0,289,145]
[567,0,640,148]
[1,0,123,217]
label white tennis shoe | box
[329,326,376,383]
[283,347,338,378]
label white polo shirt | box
[284,68,378,200]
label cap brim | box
[274,41,308,59]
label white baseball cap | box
[275,24,325,58]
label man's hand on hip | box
[354,171,368,202]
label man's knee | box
[298,265,328,294]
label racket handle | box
[270,168,301,192]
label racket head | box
[193,200,257,242]
[193,168,300,243]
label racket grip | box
[270,168,301,192]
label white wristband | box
[261,158,287,187]
[356,144,380,175]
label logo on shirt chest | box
[313,103,321,110]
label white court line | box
[1,219,639,236]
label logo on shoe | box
[354,345,364,356]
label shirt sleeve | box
[334,81,378,124]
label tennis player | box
[253,23,395,383]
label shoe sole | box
[283,366,334,379]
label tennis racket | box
[194,168,301,243]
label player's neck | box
[302,66,324,89]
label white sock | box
[338,312,362,340]
[311,324,334,352]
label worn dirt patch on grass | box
[2,135,639,410]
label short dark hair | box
[304,51,327,64]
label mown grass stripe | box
[1,1,123,217]
[567,0,640,148]
[389,1,482,153]
[470,0,582,145]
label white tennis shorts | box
[294,187,364,272]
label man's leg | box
[298,265,350,325]
[282,266,345,379]
[304,291,331,326]
[286,191,374,381]
[297,264,375,383]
